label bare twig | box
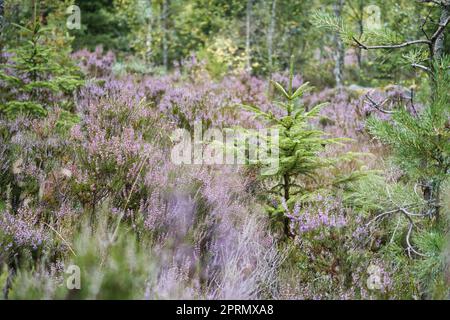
[43,222,77,257]
[399,207,427,257]
[420,10,432,40]
[417,0,443,6]
[390,215,402,243]
[430,16,450,41]
[364,93,395,114]
[366,208,399,227]
[411,63,432,73]
[399,207,427,218]
[409,87,419,117]
[406,221,427,257]
[352,36,431,50]
[366,204,426,227]
[367,206,427,257]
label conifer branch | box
[430,16,450,42]
[352,36,431,50]
[411,63,432,73]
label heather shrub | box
[155,73,269,130]
[276,190,401,299]
[72,47,116,79]
[3,167,282,300]
[4,209,154,300]
[0,0,448,302]
[0,207,52,262]
[69,79,170,217]
[0,64,284,299]
[0,111,76,214]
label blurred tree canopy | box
[1,0,448,85]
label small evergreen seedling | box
[241,57,344,237]
[0,16,83,118]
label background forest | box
[0,0,449,299]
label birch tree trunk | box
[267,0,277,76]
[161,0,169,71]
[333,0,345,88]
[145,0,153,66]
[245,0,252,73]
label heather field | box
[0,0,449,301]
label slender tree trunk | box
[267,0,277,74]
[333,0,345,88]
[283,173,291,238]
[245,0,252,73]
[0,0,4,33]
[0,0,4,59]
[267,0,277,98]
[433,2,449,60]
[435,0,450,284]
[161,0,169,71]
[145,0,153,66]
[357,0,364,69]
[426,2,449,221]
[31,0,36,22]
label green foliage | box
[413,227,448,298]
[71,0,133,52]
[345,172,424,213]
[0,101,47,118]
[240,58,346,235]
[312,0,443,85]
[311,9,353,43]
[351,58,449,298]
[5,209,156,300]
[367,58,449,186]
[0,19,83,118]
